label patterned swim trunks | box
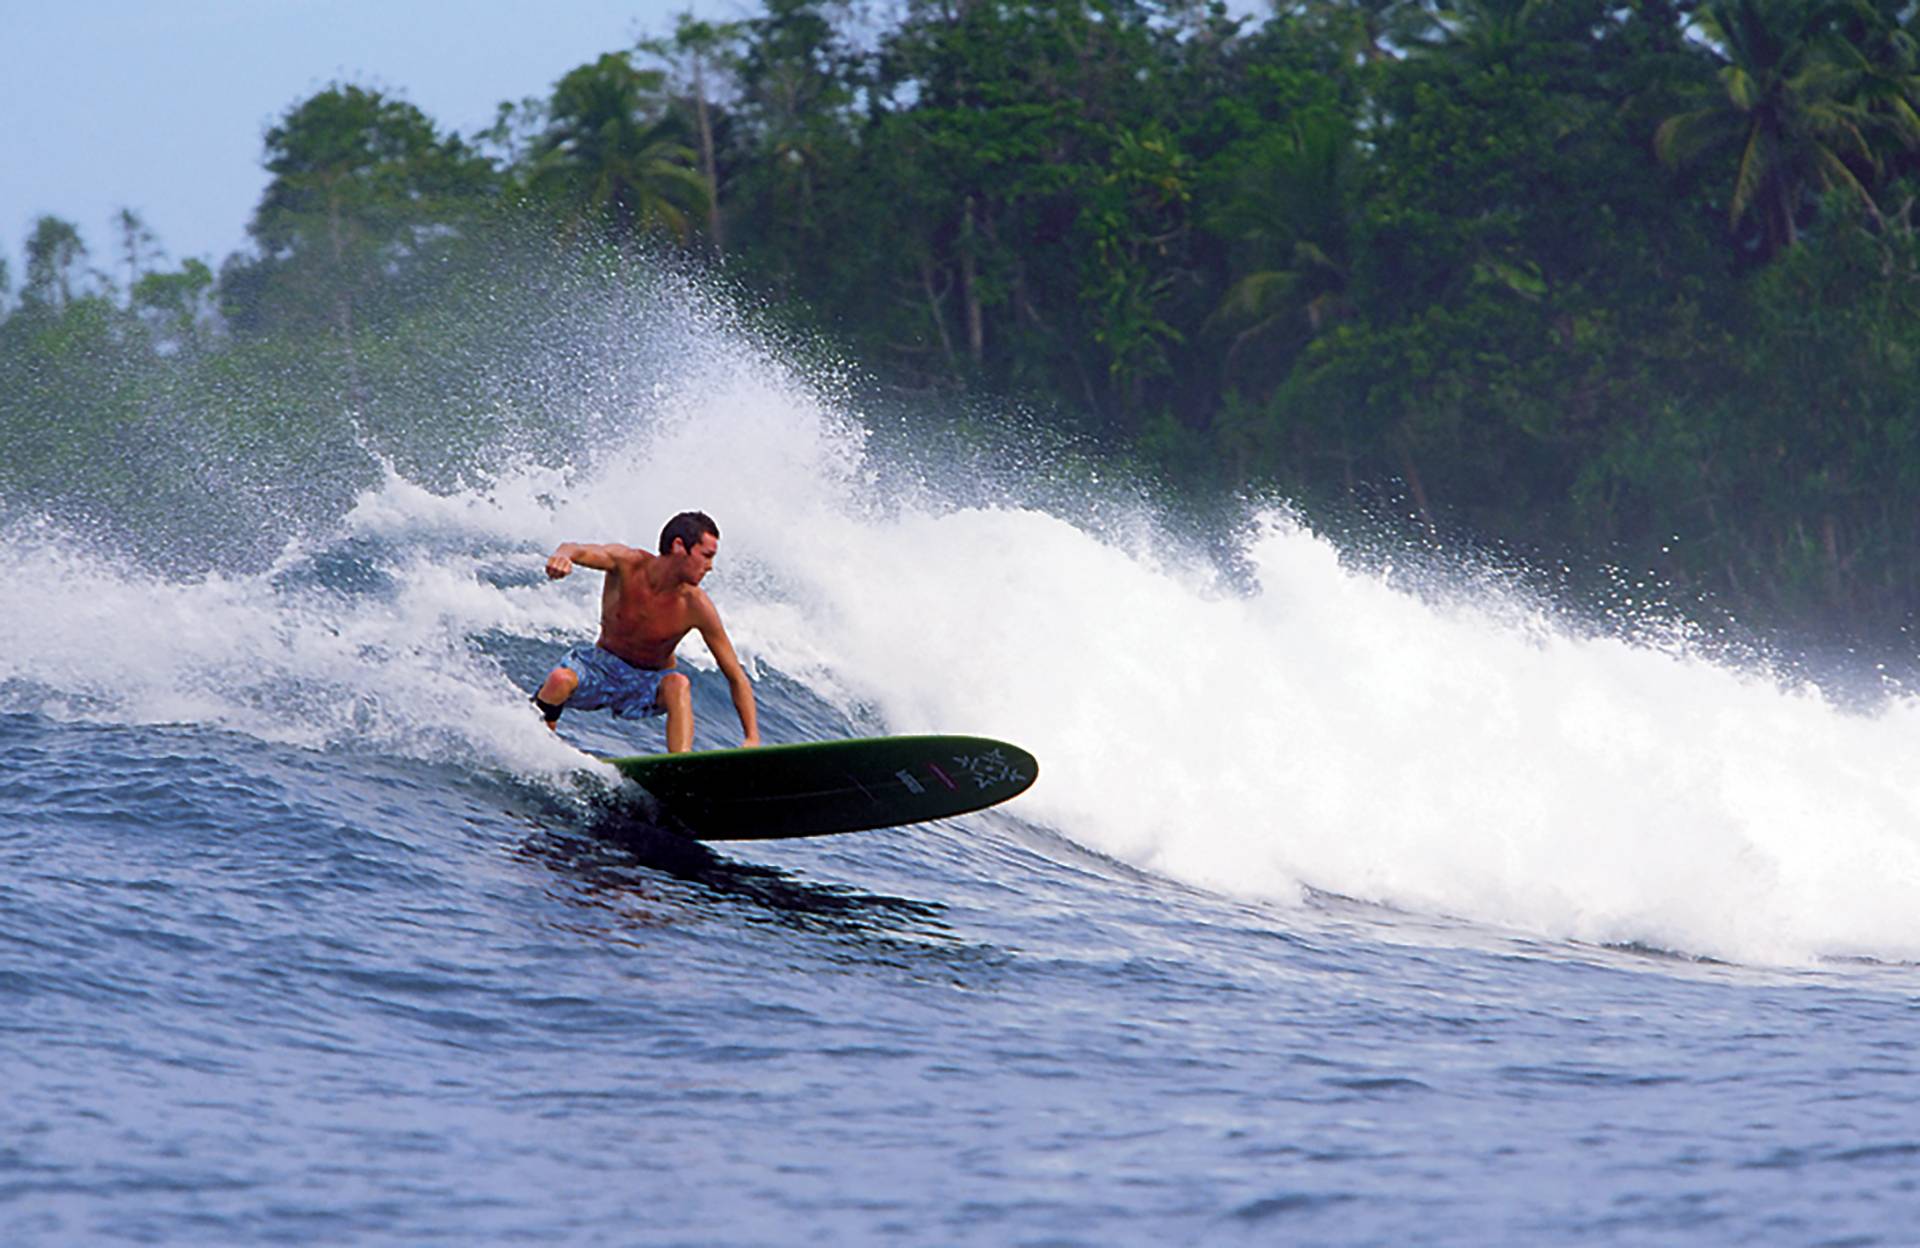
[555,645,678,720]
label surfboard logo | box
[950,748,1028,791]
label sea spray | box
[493,347,1920,965]
[490,307,1920,966]
[0,512,587,779]
[742,500,1920,963]
[6,254,1920,965]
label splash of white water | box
[7,268,1920,965]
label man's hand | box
[545,553,573,580]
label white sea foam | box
[743,494,1920,965]
[7,269,1920,965]
[434,322,1920,966]
[0,512,588,777]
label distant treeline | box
[6,0,1920,638]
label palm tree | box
[21,216,89,310]
[1402,0,1559,64]
[639,16,748,254]
[532,54,710,246]
[1654,0,1904,258]
[1291,0,1437,66]
[1206,113,1356,375]
[1839,2,1920,200]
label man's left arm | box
[697,598,760,747]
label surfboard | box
[605,734,1037,840]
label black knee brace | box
[531,694,564,724]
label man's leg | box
[533,667,578,730]
[656,672,693,753]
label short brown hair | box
[659,511,718,555]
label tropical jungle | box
[6,0,1920,644]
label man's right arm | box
[546,542,635,579]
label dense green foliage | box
[6,0,1920,638]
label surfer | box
[532,511,760,753]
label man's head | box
[659,511,719,556]
[659,511,720,584]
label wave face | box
[5,265,1920,967]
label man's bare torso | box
[596,552,703,669]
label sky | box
[1,0,736,287]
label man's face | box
[678,532,718,583]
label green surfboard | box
[605,734,1038,840]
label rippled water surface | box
[6,703,1918,1246]
[6,269,1920,1244]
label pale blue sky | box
[1,0,734,285]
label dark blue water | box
[7,282,1920,1244]
[6,683,1919,1244]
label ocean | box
[5,272,1919,1245]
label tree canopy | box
[8,0,1920,641]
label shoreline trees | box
[6,0,1920,640]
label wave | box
[5,260,1920,966]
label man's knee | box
[541,667,579,700]
[533,668,577,726]
[658,671,691,709]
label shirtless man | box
[532,511,759,753]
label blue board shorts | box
[556,645,679,720]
